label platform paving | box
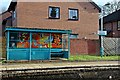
[0,61,119,70]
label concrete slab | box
[1,61,119,70]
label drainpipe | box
[8,11,13,26]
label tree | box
[102,0,120,16]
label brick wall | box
[70,39,100,55]
[112,22,120,37]
[70,39,88,55]
[87,39,100,55]
[104,21,120,38]
[16,2,99,40]
[1,12,11,59]
[0,37,6,59]
[2,37,6,58]
[16,2,100,56]
[1,2,100,59]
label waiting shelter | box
[5,27,71,60]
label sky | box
[0,0,114,14]
[93,0,114,6]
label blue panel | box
[31,49,50,60]
[50,49,69,58]
[51,48,62,52]
[63,51,69,59]
[9,49,29,60]
[5,27,72,34]
[7,31,10,60]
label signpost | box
[99,3,110,57]
[98,30,107,57]
[98,31,107,36]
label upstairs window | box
[49,6,60,19]
[68,8,79,20]
[12,9,16,19]
[13,11,16,19]
[118,21,120,30]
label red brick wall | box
[104,22,113,37]
[87,40,100,55]
[1,2,100,58]
[16,2,99,40]
[112,22,120,37]
[0,12,11,20]
[104,21,120,38]
[0,12,11,58]
[70,39,88,55]
[70,39,99,55]
[0,12,11,35]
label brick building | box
[103,9,120,38]
[102,9,120,55]
[1,1,101,60]
[0,10,15,58]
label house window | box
[49,6,60,19]
[13,11,16,18]
[12,10,16,19]
[118,21,120,30]
[68,8,79,20]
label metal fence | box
[103,37,120,55]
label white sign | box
[98,31,107,36]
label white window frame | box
[49,6,60,19]
[68,8,79,20]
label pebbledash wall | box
[15,2,100,55]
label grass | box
[0,55,119,63]
[69,55,120,61]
